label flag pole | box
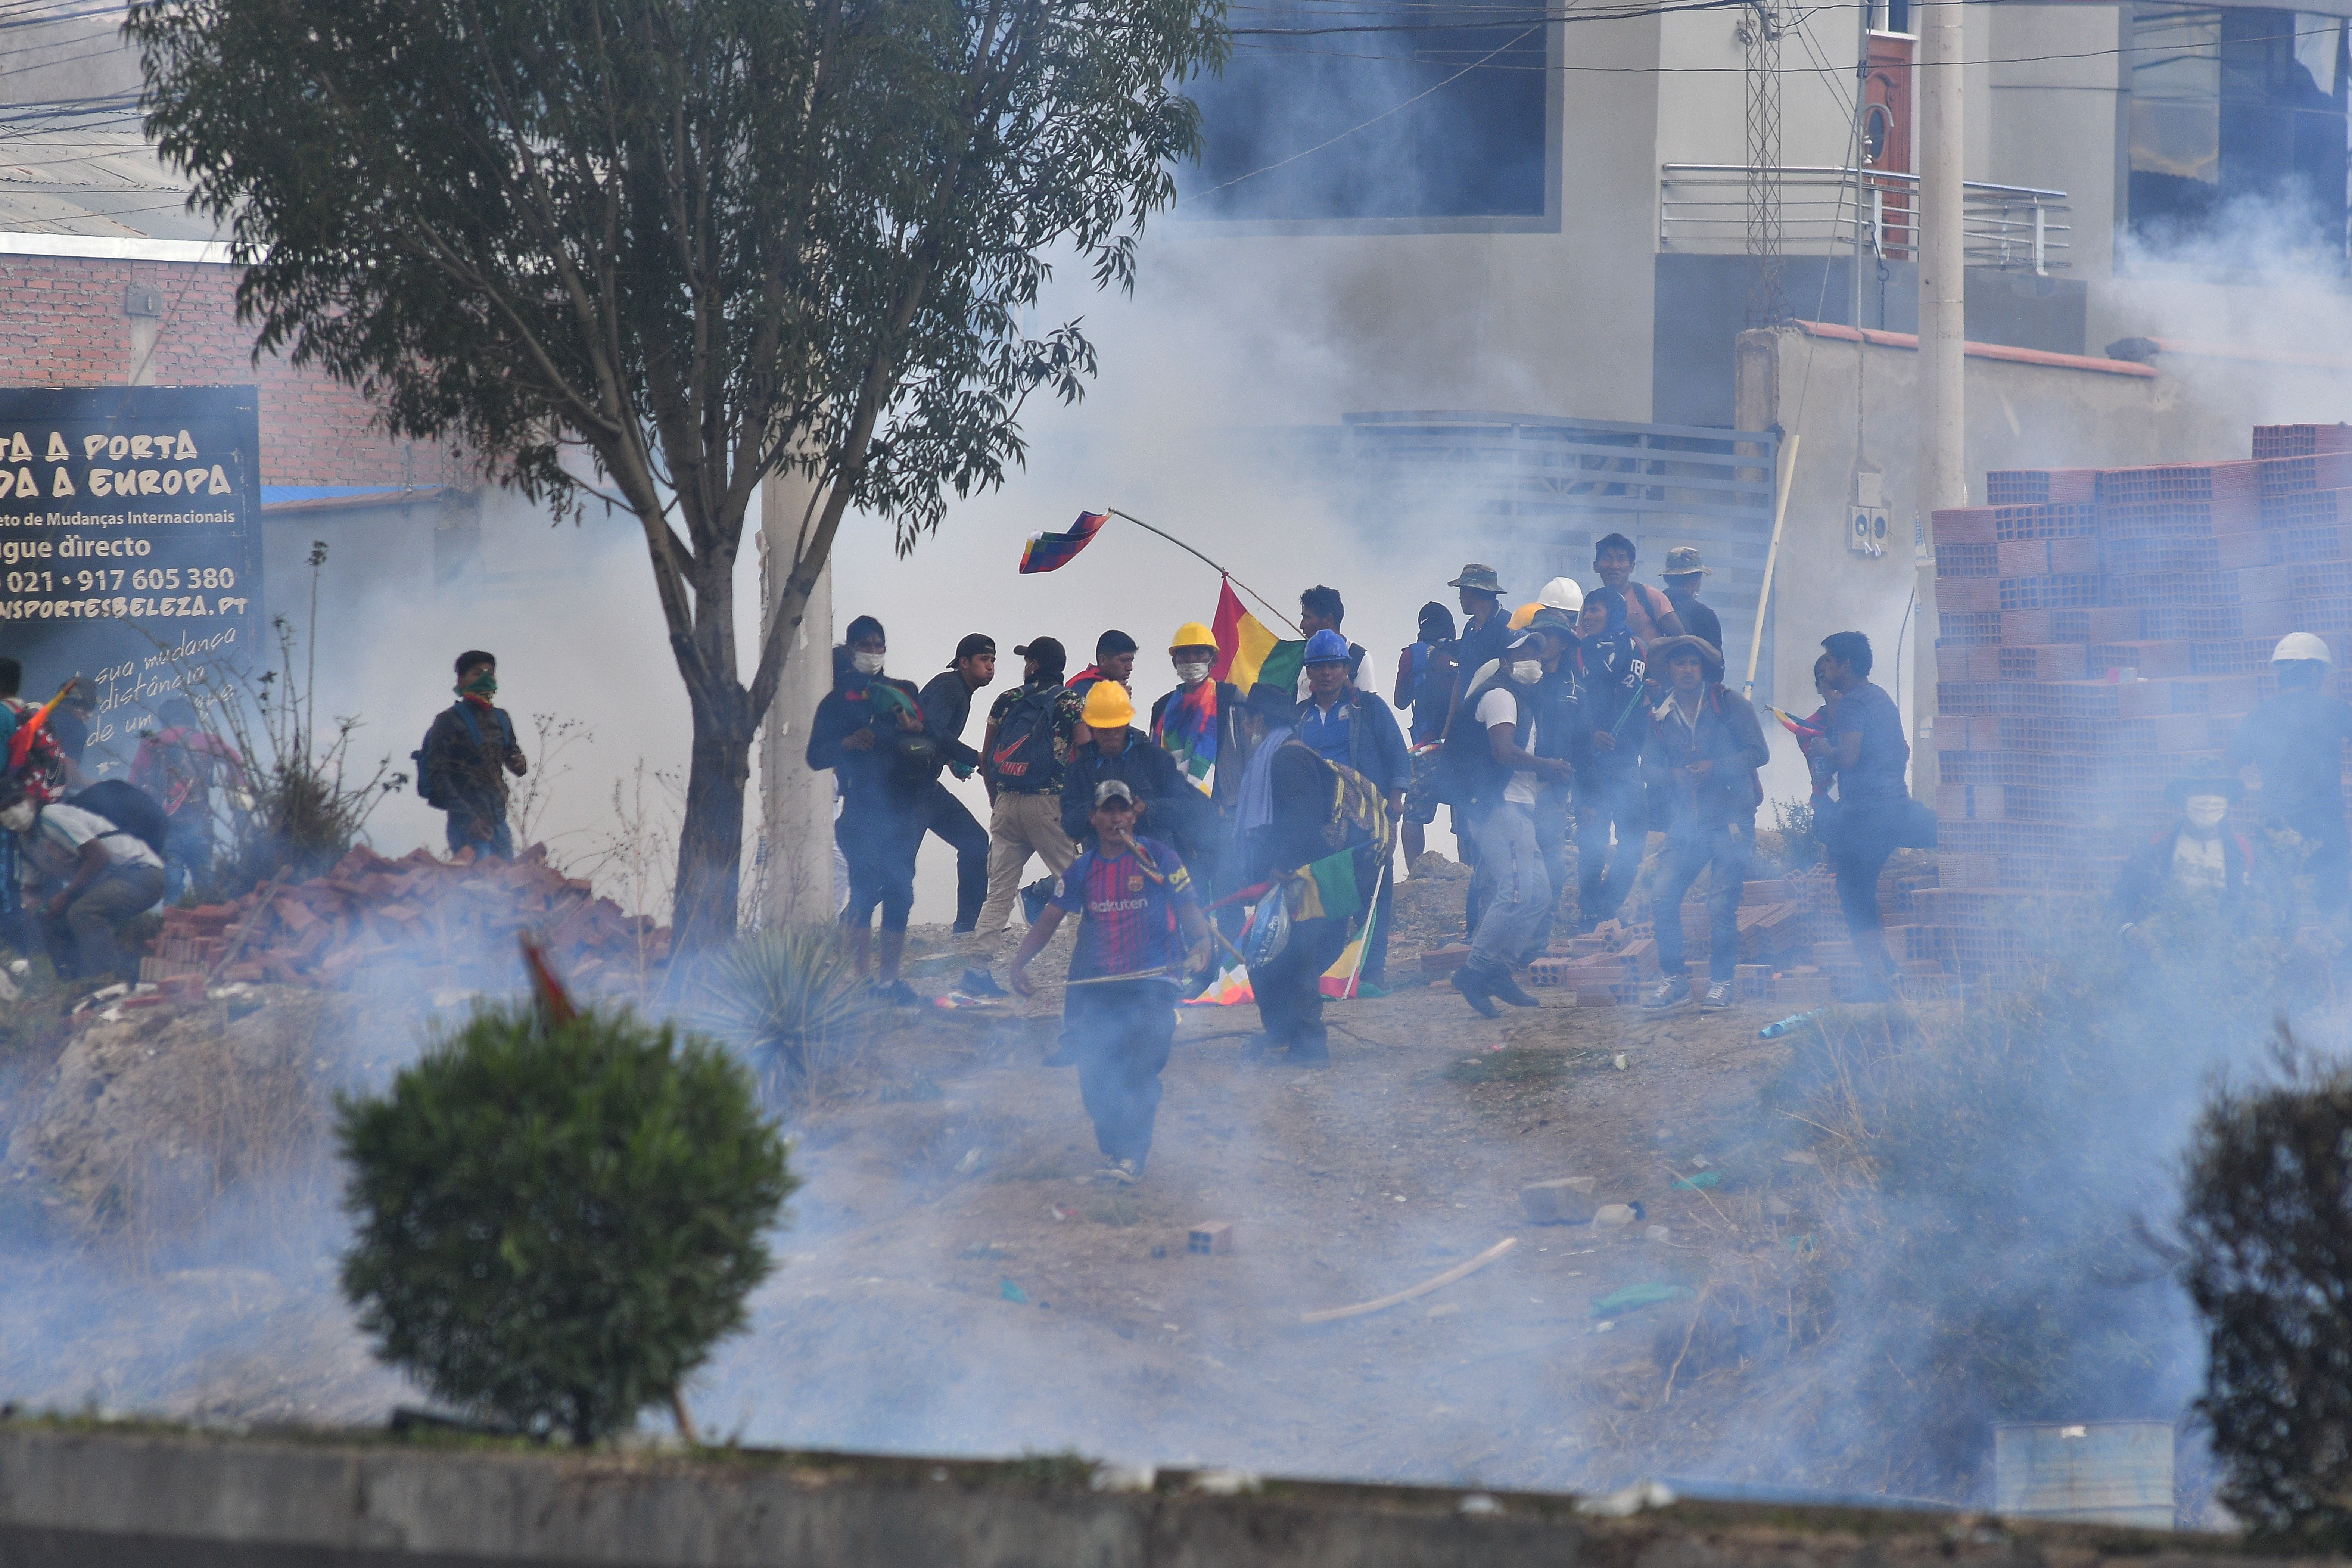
[1105,508,1303,635]
[1341,858,1387,999]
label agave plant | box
[694,926,876,1109]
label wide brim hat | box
[2165,767,2244,805]
[1661,546,1709,578]
[1243,682,1298,722]
[1649,634,1724,673]
[1528,606,1580,639]
[1447,563,1506,595]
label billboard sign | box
[0,385,263,774]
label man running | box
[916,632,997,938]
[1639,636,1769,1013]
[1009,780,1211,1186]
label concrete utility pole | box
[1912,0,1963,802]
[759,467,837,928]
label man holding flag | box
[1229,682,1364,1065]
[1150,622,1248,885]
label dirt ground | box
[693,861,1854,1493]
[0,859,1876,1496]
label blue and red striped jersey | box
[1049,836,1196,981]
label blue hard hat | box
[1303,629,1350,665]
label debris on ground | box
[140,844,665,995]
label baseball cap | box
[1093,778,1137,808]
[948,632,996,668]
[1012,636,1066,671]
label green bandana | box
[457,672,497,698]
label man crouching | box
[1010,779,1211,1186]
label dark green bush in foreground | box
[337,1003,794,1443]
[2180,1038,2352,1548]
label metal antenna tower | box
[1743,0,1788,325]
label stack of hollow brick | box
[1925,421,2352,977]
[140,843,665,994]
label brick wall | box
[0,253,454,488]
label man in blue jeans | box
[1639,637,1769,1012]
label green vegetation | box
[133,0,1228,953]
[2180,1034,2352,1548]
[696,925,877,1109]
[337,1001,794,1444]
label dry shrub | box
[15,991,352,1267]
[1744,902,2310,1500]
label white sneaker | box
[1642,975,1692,1011]
[1700,981,1733,1012]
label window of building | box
[1182,3,1548,221]
[2130,3,2350,267]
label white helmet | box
[2272,632,2334,666]
[1538,576,1585,614]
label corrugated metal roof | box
[0,97,221,244]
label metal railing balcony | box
[1658,165,2071,274]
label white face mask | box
[851,650,886,676]
[0,800,33,833]
[1174,660,1212,684]
[1511,660,1544,684]
[2184,794,2229,830]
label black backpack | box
[68,778,170,858]
[989,683,1067,788]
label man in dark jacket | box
[1639,636,1769,1013]
[1572,590,1649,929]
[1660,547,1724,660]
[806,614,932,1004]
[1230,683,1347,1065]
[916,632,996,935]
[421,649,527,860]
[1062,680,1203,862]
[2115,766,2251,939]
[1521,606,1583,961]
[1293,628,1409,992]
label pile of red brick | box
[1923,420,2352,978]
[140,843,665,995]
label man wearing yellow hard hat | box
[1060,678,1211,870]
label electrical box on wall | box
[1850,469,1888,557]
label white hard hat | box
[2272,632,2334,666]
[1538,576,1585,614]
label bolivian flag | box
[1212,578,1304,695]
[1284,848,1362,923]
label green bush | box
[337,1002,794,1443]
[2179,1035,2352,1548]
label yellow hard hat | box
[1170,621,1216,650]
[1081,680,1135,729]
[1508,601,1540,630]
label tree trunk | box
[672,681,756,960]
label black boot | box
[1488,968,1541,1008]
[1452,966,1500,1018]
